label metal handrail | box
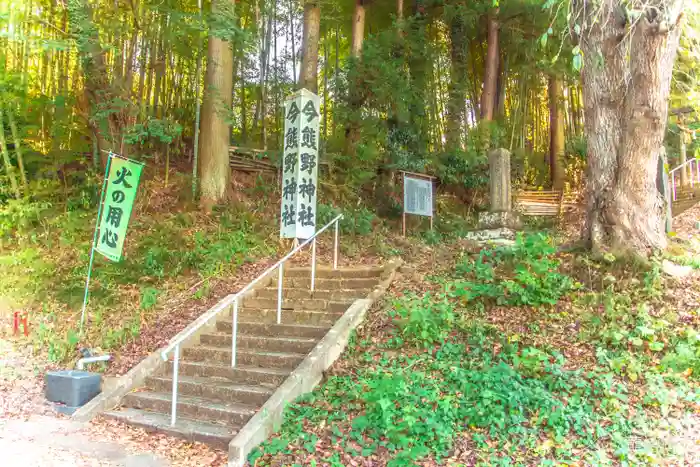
[160,213,343,425]
[670,158,700,201]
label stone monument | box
[477,148,522,230]
[463,148,521,245]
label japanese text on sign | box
[280,89,320,239]
[95,155,144,262]
[403,175,433,217]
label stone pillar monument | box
[477,148,521,230]
[489,148,511,212]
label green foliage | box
[580,289,700,382]
[317,203,377,236]
[140,287,159,310]
[390,293,455,347]
[251,311,667,466]
[123,118,183,146]
[451,233,574,308]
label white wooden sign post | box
[280,89,320,239]
[401,170,436,236]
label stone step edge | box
[102,407,235,449]
[227,258,402,466]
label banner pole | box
[79,153,113,335]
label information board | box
[403,174,433,217]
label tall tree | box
[548,75,565,190]
[480,8,499,121]
[199,0,236,205]
[574,0,684,252]
[344,0,367,158]
[299,1,320,92]
[445,3,467,151]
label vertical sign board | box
[95,156,144,262]
[281,88,320,239]
[402,172,435,236]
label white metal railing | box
[160,214,343,426]
[670,158,700,201]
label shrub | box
[450,233,573,308]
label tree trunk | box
[576,0,684,252]
[407,0,429,154]
[298,1,320,92]
[350,0,366,58]
[446,5,467,151]
[480,9,499,121]
[495,54,507,118]
[199,0,236,205]
[0,106,20,199]
[344,0,366,158]
[7,110,28,189]
[548,75,565,190]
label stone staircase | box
[102,266,383,449]
[672,187,700,216]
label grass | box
[0,174,278,362]
[250,234,700,466]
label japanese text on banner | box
[280,89,320,239]
[95,156,144,262]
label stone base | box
[53,403,80,415]
[463,228,516,245]
[478,211,522,230]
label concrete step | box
[217,321,330,339]
[270,276,378,290]
[103,407,235,449]
[201,333,318,354]
[183,345,305,369]
[236,308,343,326]
[166,361,290,387]
[255,287,368,301]
[147,375,273,406]
[285,267,382,278]
[123,391,256,426]
[241,297,351,313]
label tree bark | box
[344,0,366,158]
[548,75,565,190]
[480,9,499,121]
[576,0,684,252]
[350,0,366,58]
[446,4,467,151]
[199,0,236,205]
[298,1,320,92]
[0,106,20,199]
[7,110,28,190]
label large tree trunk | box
[350,0,366,57]
[548,75,565,190]
[344,0,366,158]
[576,0,684,253]
[480,9,499,121]
[298,1,320,92]
[199,0,235,206]
[445,4,467,151]
[407,0,430,154]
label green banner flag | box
[95,155,144,262]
